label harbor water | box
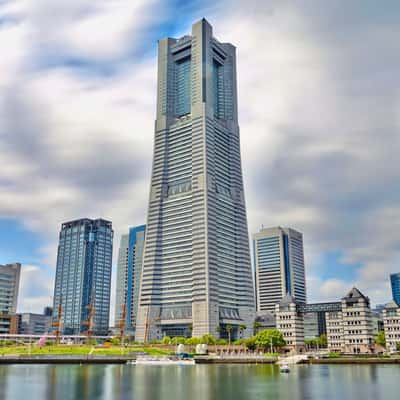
[0,363,398,399]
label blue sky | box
[0,0,399,315]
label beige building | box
[326,287,374,354]
[326,310,344,352]
[383,301,400,351]
[275,294,305,353]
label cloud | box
[18,264,53,313]
[213,0,400,304]
[1,0,400,313]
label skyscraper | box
[390,273,400,306]
[0,263,21,314]
[115,225,146,332]
[136,19,255,341]
[253,227,306,313]
[52,218,113,335]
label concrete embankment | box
[194,357,277,364]
[0,355,135,364]
[308,357,400,364]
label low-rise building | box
[275,294,305,352]
[326,287,374,354]
[0,314,20,334]
[326,310,344,352]
[254,311,276,333]
[383,301,400,351]
[19,313,52,335]
[301,302,342,340]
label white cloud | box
[1,0,400,312]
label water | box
[0,364,398,400]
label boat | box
[280,364,290,373]
[134,356,195,365]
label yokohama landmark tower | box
[135,19,255,341]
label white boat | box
[134,356,195,366]
[280,364,290,373]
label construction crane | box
[143,307,161,345]
[52,297,63,345]
[116,304,126,345]
[82,303,95,342]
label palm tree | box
[215,325,221,337]
[187,324,193,338]
[238,324,247,339]
[253,321,262,335]
[226,325,233,346]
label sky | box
[0,0,399,318]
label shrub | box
[184,337,201,346]
[216,339,228,345]
[109,337,120,346]
[200,334,216,345]
[162,336,171,345]
[245,336,257,351]
[170,337,186,345]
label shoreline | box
[0,355,133,364]
[1,355,400,365]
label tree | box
[253,321,262,335]
[245,336,257,351]
[239,324,247,339]
[396,343,400,352]
[318,334,328,348]
[201,334,216,345]
[226,325,233,345]
[304,338,317,350]
[254,329,285,352]
[374,331,386,347]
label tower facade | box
[52,218,113,335]
[390,273,400,306]
[115,225,146,332]
[253,226,306,313]
[136,19,255,341]
[0,263,21,314]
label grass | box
[0,345,171,357]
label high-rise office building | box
[115,225,146,332]
[52,218,113,335]
[136,19,255,341]
[253,227,306,313]
[390,273,400,306]
[0,263,21,314]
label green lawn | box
[0,345,171,356]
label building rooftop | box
[342,287,369,303]
[384,300,399,310]
[279,293,298,307]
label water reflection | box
[0,364,398,400]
